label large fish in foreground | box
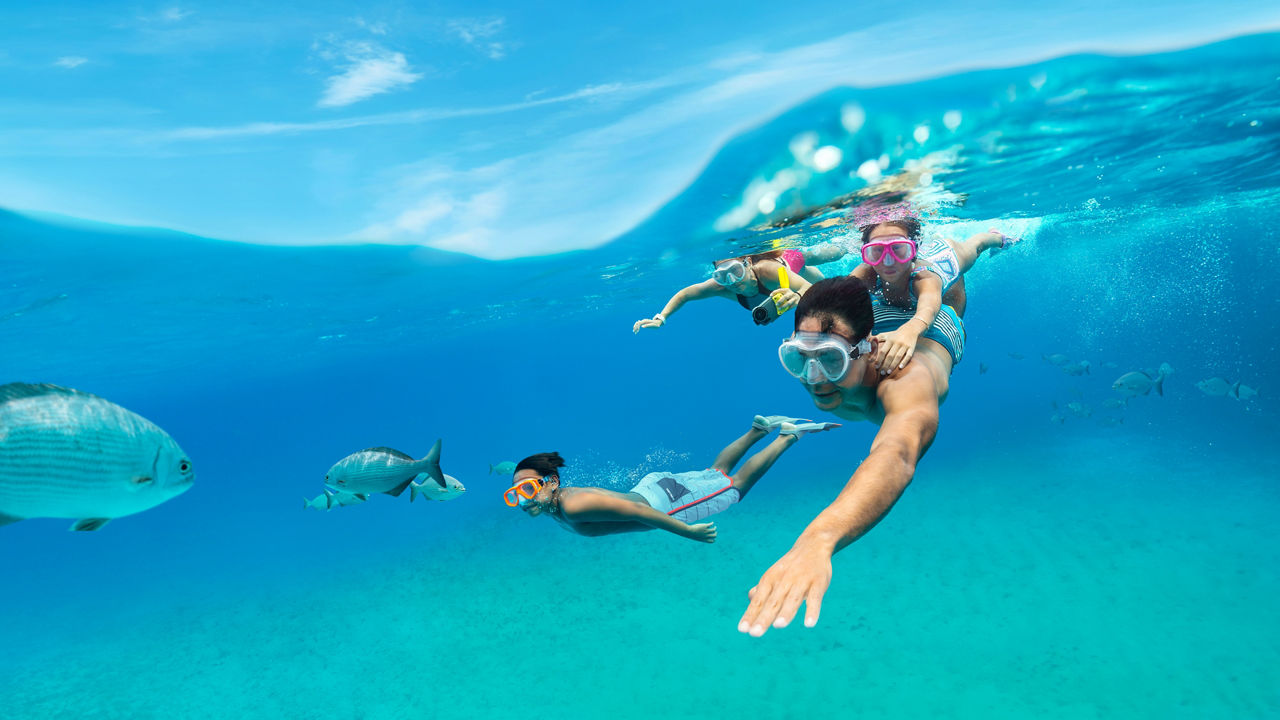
[324,440,447,497]
[0,383,195,531]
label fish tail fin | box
[420,438,446,489]
[1231,381,1240,400]
[302,497,308,510]
[489,464,494,474]
[1155,374,1164,397]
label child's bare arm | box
[875,271,944,374]
[850,263,876,288]
[633,279,726,333]
[561,492,716,542]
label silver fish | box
[302,490,368,511]
[1196,377,1232,397]
[0,383,194,531]
[1113,371,1164,397]
[324,440,445,497]
[1103,398,1128,409]
[1049,413,1065,424]
[1233,383,1258,401]
[1043,353,1070,366]
[1067,402,1092,418]
[1007,352,1025,360]
[490,461,516,475]
[1062,361,1091,376]
[410,473,466,502]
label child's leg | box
[950,232,1004,274]
[801,242,849,266]
[729,434,799,499]
[710,425,769,474]
[799,267,825,283]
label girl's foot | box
[988,229,1021,256]
[779,421,842,437]
[752,415,806,431]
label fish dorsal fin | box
[359,447,416,461]
[0,383,98,404]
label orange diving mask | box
[504,476,548,507]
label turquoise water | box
[2,33,1279,719]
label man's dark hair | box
[859,219,921,243]
[794,276,874,340]
[515,452,566,479]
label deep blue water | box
[2,33,1278,719]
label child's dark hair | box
[515,452,566,479]
[794,276,874,340]
[859,219,921,243]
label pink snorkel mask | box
[860,236,917,267]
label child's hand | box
[874,327,921,374]
[632,314,666,333]
[688,522,717,543]
[771,288,801,313]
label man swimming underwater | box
[738,274,963,636]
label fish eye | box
[179,461,191,473]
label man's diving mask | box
[778,332,873,384]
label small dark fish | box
[1007,352,1025,360]
[979,362,989,375]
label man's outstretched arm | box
[737,367,940,636]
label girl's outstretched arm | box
[633,279,726,332]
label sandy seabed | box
[2,435,1277,719]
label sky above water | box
[1,0,1278,258]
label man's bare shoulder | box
[877,341,951,407]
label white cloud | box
[318,41,422,108]
[161,7,193,22]
[360,195,455,240]
[164,82,641,140]
[54,56,89,69]
[448,18,507,60]
[355,17,388,35]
